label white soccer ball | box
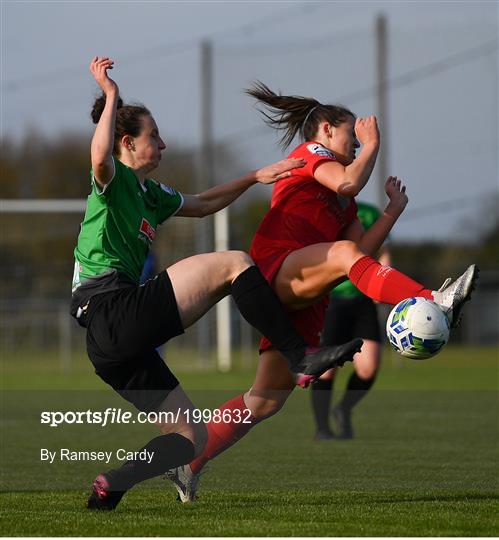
[386,297,450,359]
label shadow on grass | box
[367,492,499,504]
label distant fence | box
[0,296,257,371]
[1,272,497,371]
[460,271,499,344]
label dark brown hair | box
[245,81,355,149]
[91,93,151,155]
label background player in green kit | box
[74,57,362,510]
[310,202,390,440]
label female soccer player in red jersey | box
[79,60,363,510]
[167,82,478,502]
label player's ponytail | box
[90,93,150,155]
[246,81,355,149]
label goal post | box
[1,198,232,370]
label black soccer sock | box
[231,266,307,367]
[310,378,333,432]
[106,433,195,491]
[339,371,377,412]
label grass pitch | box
[1,346,498,536]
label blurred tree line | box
[1,132,497,303]
[0,131,226,300]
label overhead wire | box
[3,9,496,224]
[215,38,498,149]
[2,2,324,94]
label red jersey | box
[250,141,358,349]
[250,141,358,283]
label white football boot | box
[432,264,479,328]
[165,464,201,503]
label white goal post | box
[1,199,232,371]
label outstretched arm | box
[177,157,305,217]
[314,116,380,197]
[89,56,119,187]
[342,176,408,255]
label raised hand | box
[384,176,408,217]
[354,116,380,147]
[255,158,306,185]
[90,56,118,96]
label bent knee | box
[327,240,362,268]
[225,250,255,282]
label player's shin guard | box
[340,371,377,411]
[106,433,195,491]
[349,256,433,304]
[231,266,307,366]
[310,378,333,434]
[190,394,257,474]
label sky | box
[1,0,498,241]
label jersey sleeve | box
[291,142,338,177]
[90,156,118,197]
[355,201,391,245]
[357,202,381,230]
[154,182,184,224]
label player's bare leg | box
[242,346,361,420]
[243,349,296,419]
[273,241,364,308]
[274,242,478,325]
[167,350,296,503]
[166,251,249,327]
[168,250,363,386]
[154,386,208,457]
[167,248,478,502]
[88,386,206,510]
[274,239,428,307]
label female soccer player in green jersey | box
[75,57,362,510]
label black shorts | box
[321,294,381,346]
[81,271,185,412]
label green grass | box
[1,346,498,536]
[2,489,497,536]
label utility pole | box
[198,39,232,370]
[215,207,232,371]
[197,39,214,362]
[376,14,389,209]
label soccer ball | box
[386,297,450,359]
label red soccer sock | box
[190,394,257,474]
[349,256,434,305]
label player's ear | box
[121,135,135,152]
[319,121,333,139]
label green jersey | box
[331,201,382,298]
[73,157,183,290]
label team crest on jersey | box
[139,218,156,243]
[159,183,176,196]
[306,144,336,159]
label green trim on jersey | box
[73,157,183,287]
[331,202,382,298]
